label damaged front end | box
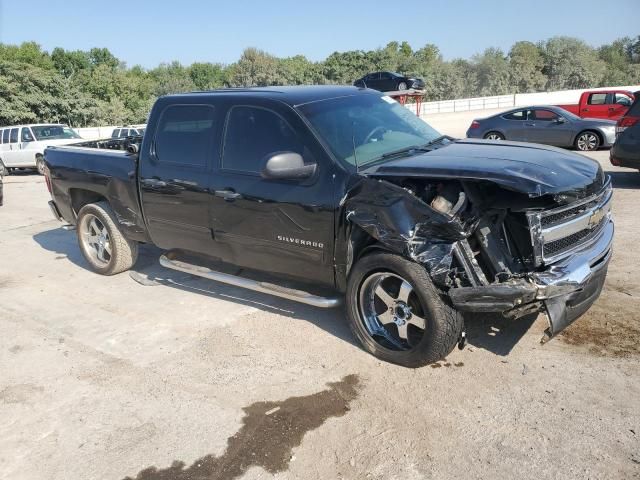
[342,171,614,343]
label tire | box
[397,81,408,91]
[574,131,600,151]
[0,159,7,177]
[484,131,505,141]
[76,202,138,275]
[346,252,464,367]
[35,155,45,175]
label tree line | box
[0,36,638,127]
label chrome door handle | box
[215,189,241,201]
[141,178,167,188]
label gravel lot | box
[1,114,639,480]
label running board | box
[159,254,342,308]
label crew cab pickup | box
[557,89,635,120]
[44,86,614,367]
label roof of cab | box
[166,85,378,106]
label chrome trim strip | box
[542,187,612,243]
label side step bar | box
[159,254,342,308]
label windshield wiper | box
[422,135,451,148]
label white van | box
[0,124,82,175]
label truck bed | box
[44,139,149,242]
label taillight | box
[617,116,639,134]
[470,120,480,129]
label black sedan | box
[466,106,617,151]
[354,71,425,92]
[610,96,640,171]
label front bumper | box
[449,218,614,341]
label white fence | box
[414,84,640,117]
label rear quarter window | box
[502,111,526,120]
[155,104,217,167]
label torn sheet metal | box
[343,179,473,284]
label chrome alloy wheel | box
[485,133,503,140]
[358,272,427,350]
[576,132,598,151]
[79,213,112,265]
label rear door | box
[139,102,221,255]
[365,73,382,91]
[581,92,609,118]
[209,100,336,286]
[379,72,394,91]
[3,128,20,167]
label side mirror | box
[261,152,316,180]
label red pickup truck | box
[557,89,636,120]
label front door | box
[209,102,336,286]
[526,108,574,146]
[139,102,220,255]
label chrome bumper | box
[449,218,614,341]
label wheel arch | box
[69,188,108,217]
[573,129,603,146]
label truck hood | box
[361,139,604,197]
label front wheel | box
[346,252,464,367]
[76,202,138,275]
[575,131,600,151]
[397,81,408,91]
[35,155,45,175]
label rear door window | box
[222,106,303,174]
[10,128,19,143]
[155,104,217,167]
[588,93,607,105]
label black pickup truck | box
[44,86,614,367]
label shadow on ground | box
[33,226,534,360]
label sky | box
[0,0,637,68]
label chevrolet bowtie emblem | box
[588,207,606,229]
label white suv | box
[0,124,82,175]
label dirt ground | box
[1,116,639,480]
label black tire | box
[484,131,505,140]
[0,159,7,177]
[397,81,408,91]
[574,130,601,151]
[35,155,45,175]
[76,202,138,275]
[346,252,464,367]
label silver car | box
[466,106,617,151]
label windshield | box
[297,94,442,168]
[30,125,81,141]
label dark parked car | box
[354,72,424,92]
[44,86,613,367]
[610,95,640,171]
[466,106,617,151]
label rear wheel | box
[575,131,600,151]
[484,131,505,141]
[76,202,138,275]
[346,252,464,367]
[0,159,7,177]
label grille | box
[543,215,607,258]
[540,198,598,227]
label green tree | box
[473,48,511,96]
[229,48,279,86]
[541,37,607,90]
[508,41,546,93]
[189,62,226,90]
